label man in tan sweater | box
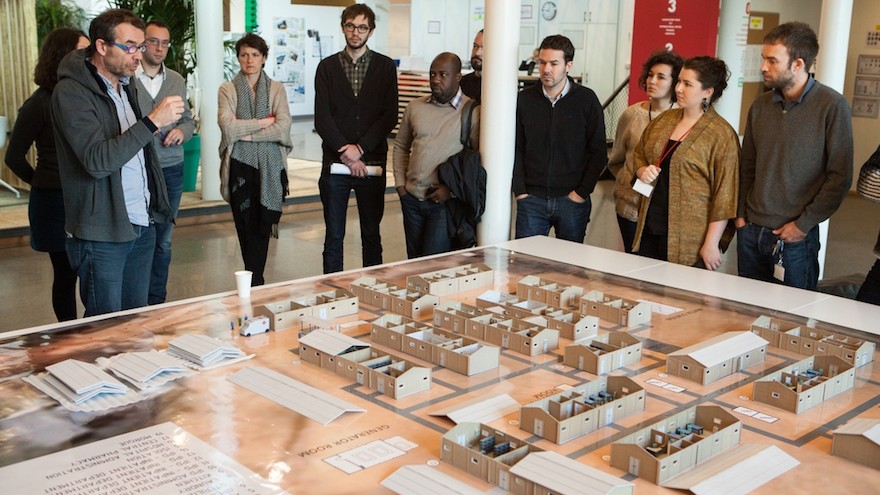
[393,52,479,258]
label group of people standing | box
[2,5,861,323]
[610,21,852,292]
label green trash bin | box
[182,134,201,192]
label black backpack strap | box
[460,99,478,148]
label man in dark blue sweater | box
[315,3,398,273]
[512,35,607,243]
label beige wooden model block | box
[610,405,742,485]
[832,419,880,470]
[564,331,643,375]
[580,290,651,327]
[666,331,768,385]
[752,355,855,414]
[516,275,585,309]
[406,263,494,296]
[751,315,875,368]
[519,376,646,444]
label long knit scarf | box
[230,70,287,232]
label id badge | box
[633,178,654,198]
[773,240,785,281]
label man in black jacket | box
[512,35,607,243]
[315,3,398,273]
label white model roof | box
[508,451,633,495]
[227,366,365,425]
[833,418,880,446]
[429,393,520,424]
[299,329,369,356]
[662,444,798,495]
[381,465,486,495]
[669,331,768,368]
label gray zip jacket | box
[51,49,172,243]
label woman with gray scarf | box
[219,33,292,286]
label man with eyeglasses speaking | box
[315,3,398,273]
[134,20,195,305]
[51,9,184,317]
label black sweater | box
[512,79,607,199]
[4,88,60,189]
[314,51,399,168]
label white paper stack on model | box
[168,334,246,367]
[100,351,195,389]
[43,359,129,403]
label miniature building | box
[752,355,855,414]
[370,315,500,376]
[610,405,741,485]
[831,418,880,470]
[519,376,646,444]
[254,289,358,331]
[515,275,585,309]
[441,423,633,495]
[337,349,432,400]
[563,331,643,375]
[298,329,370,372]
[299,329,431,400]
[406,263,494,296]
[750,315,875,368]
[350,276,438,319]
[434,302,560,356]
[666,331,768,385]
[476,292,599,342]
[580,290,651,327]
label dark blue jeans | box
[737,223,820,290]
[319,172,386,273]
[400,193,450,259]
[515,194,592,243]
[149,163,183,304]
[66,224,156,317]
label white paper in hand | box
[633,178,654,197]
[330,163,383,176]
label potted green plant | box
[36,0,88,47]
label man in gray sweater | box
[135,20,195,305]
[736,22,852,290]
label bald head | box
[429,52,462,103]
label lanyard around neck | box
[654,121,697,170]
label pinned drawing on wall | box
[273,17,306,105]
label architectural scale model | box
[253,289,358,331]
[515,275,585,309]
[433,301,559,356]
[579,290,652,327]
[563,331,643,375]
[405,263,494,296]
[518,376,645,444]
[831,418,880,470]
[350,276,438,319]
[665,331,768,385]
[441,422,634,495]
[750,315,876,367]
[299,329,431,399]
[476,291,599,341]
[609,405,741,484]
[752,354,855,414]
[369,314,500,376]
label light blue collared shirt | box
[542,77,571,107]
[431,88,465,109]
[772,75,816,113]
[97,73,150,227]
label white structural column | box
[714,0,750,133]
[476,0,520,245]
[815,0,853,279]
[195,0,224,201]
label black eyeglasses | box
[342,23,370,34]
[145,38,171,48]
[106,40,147,54]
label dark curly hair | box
[34,28,87,90]
[637,49,684,102]
[683,56,730,104]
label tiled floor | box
[1,118,878,332]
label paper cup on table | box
[235,270,253,298]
